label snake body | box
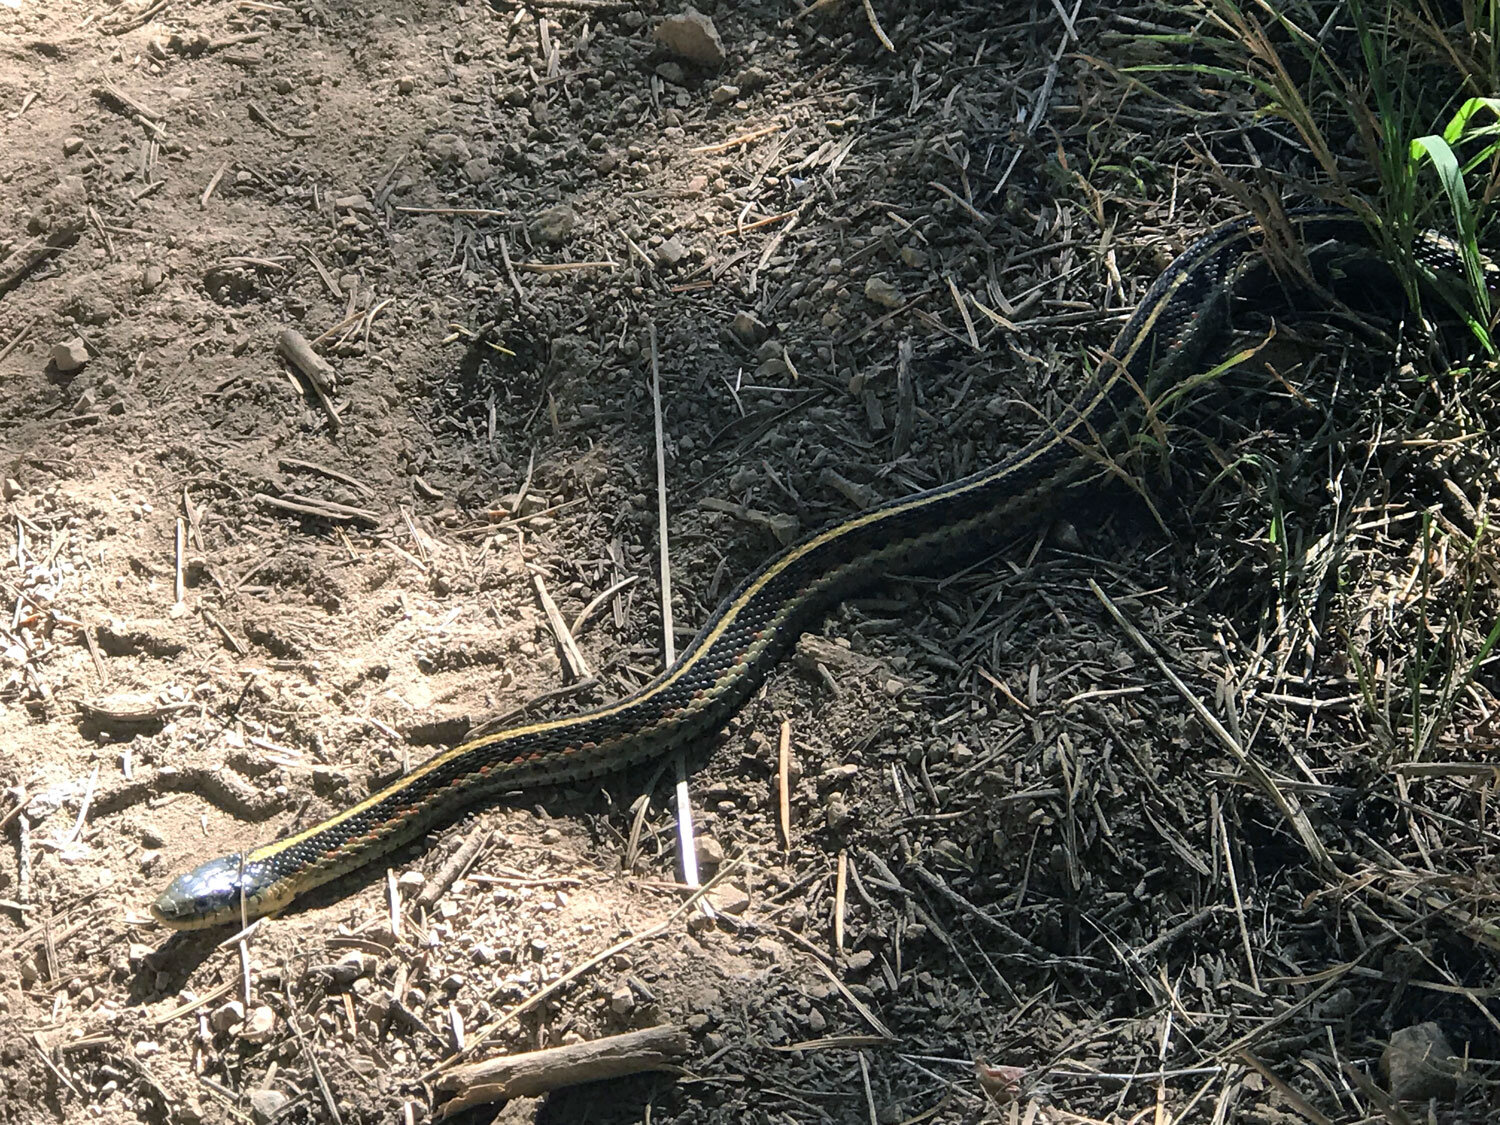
[152,210,1465,928]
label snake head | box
[151,854,265,930]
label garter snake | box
[151,209,1470,929]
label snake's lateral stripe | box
[151,211,1468,928]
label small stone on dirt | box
[711,84,739,104]
[655,62,687,86]
[844,949,876,974]
[397,75,416,94]
[735,65,772,92]
[424,132,472,167]
[1382,1022,1460,1100]
[655,236,688,267]
[330,950,370,985]
[240,1005,276,1043]
[655,8,727,68]
[29,174,86,235]
[397,870,425,893]
[530,204,576,245]
[864,276,903,308]
[685,1012,711,1033]
[210,999,245,1032]
[248,1089,289,1123]
[63,136,84,155]
[706,882,750,915]
[334,194,373,213]
[694,835,725,869]
[609,983,635,1015]
[50,337,90,373]
[729,311,769,347]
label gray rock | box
[734,66,772,92]
[655,62,686,86]
[609,984,635,1016]
[50,337,90,374]
[1382,1022,1461,1100]
[239,1005,276,1044]
[729,311,769,346]
[694,835,725,869]
[209,1000,245,1033]
[425,132,472,167]
[655,236,687,267]
[863,276,903,308]
[530,205,576,245]
[654,7,726,68]
[248,1088,289,1123]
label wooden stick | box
[777,719,793,849]
[415,828,492,911]
[255,493,379,525]
[0,221,84,296]
[276,326,341,432]
[435,1025,690,1114]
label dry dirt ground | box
[2,0,1499,1123]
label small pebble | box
[530,204,576,245]
[735,66,771,92]
[655,237,687,267]
[50,337,90,374]
[329,950,369,986]
[694,835,725,870]
[240,1005,276,1044]
[729,311,769,347]
[609,984,635,1016]
[864,276,903,308]
[707,883,750,915]
[248,1089,289,1124]
[209,999,245,1033]
[655,7,726,68]
[1382,1022,1460,1100]
[654,62,686,86]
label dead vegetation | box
[1,0,1499,1122]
